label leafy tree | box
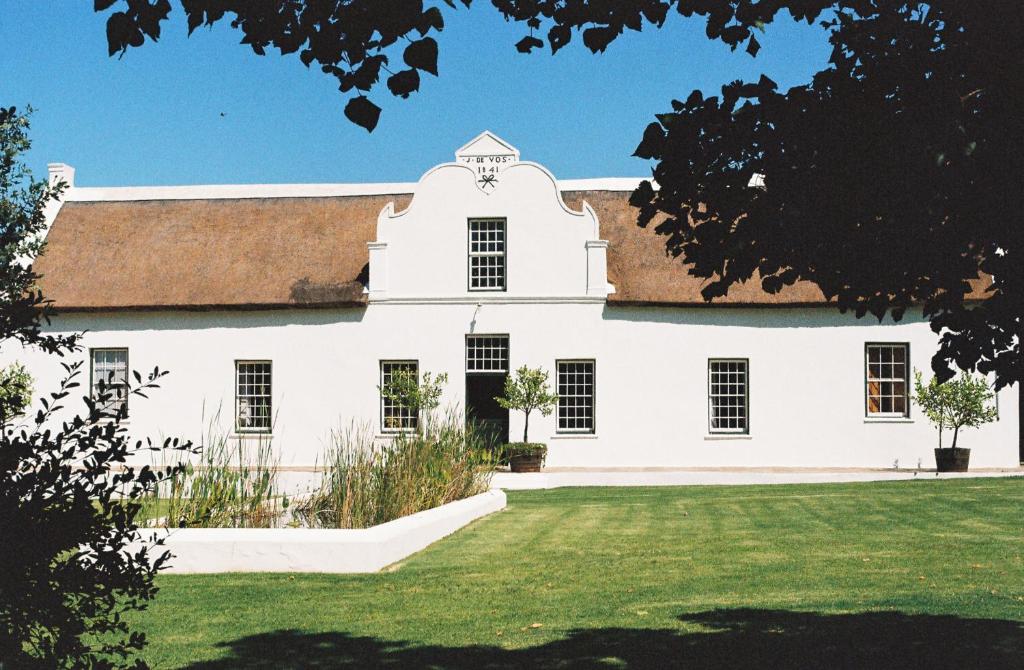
[1,106,78,356]
[913,370,998,451]
[379,368,448,432]
[627,3,1023,391]
[0,107,195,668]
[96,0,463,132]
[0,360,33,422]
[495,365,558,443]
[95,2,1022,390]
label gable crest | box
[455,131,520,193]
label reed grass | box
[296,410,496,529]
[153,417,283,528]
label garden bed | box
[137,489,506,574]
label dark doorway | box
[466,373,508,446]
[465,334,510,447]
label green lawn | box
[133,479,1024,668]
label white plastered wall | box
[1,304,1018,473]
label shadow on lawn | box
[180,608,1024,669]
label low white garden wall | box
[140,489,506,574]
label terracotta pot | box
[935,447,970,472]
[509,453,544,473]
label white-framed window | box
[90,348,128,414]
[556,360,595,433]
[865,343,909,417]
[466,334,509,373]
[468,218,506,291]
[236,360,272,433]
[380,360,419,432]
[709,359,748,434]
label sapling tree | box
[913,370,998,450]
[495,365,558,444]
[379,368,447,433]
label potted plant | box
[496,365,558,473]
[913,370,998,472]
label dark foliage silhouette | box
[0,106,77,363]
[628,3,1023,389]
[179,609,1024,669]
[0,107,196,668]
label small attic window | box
[468,218,506,291]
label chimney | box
[47,163,75,189]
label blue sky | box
[4,3,831,186]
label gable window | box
[865,343,909,417]
[91,348,128,414]
[709,359,748,434]
[468,218,506,291]
[556,360,595,433]
[236,360,272,433]
[380,360,419,432]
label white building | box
[10,132,1021,473]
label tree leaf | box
[105,11,132,56]
[387,68,421,98]
[548,24,571,53]
[582,26,618,53]
[746,34,761,56]
[404,37,438,76]
[515,35,544,53]
[417,7,444,35]
[344,96,381,132]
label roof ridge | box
[63,178,649,202]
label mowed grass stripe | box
[133,478,1024,668]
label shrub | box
[296,410,495,529]
[0,364,195,667]
[913,370,998,449]
[0,361,33,422]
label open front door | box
[466,374,508,445]
[465,335,510,447]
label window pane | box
[236,361,272,432]
[468,219,506,290]
[865,344,909,416]
[708,359,748,433]
[381,361,419,432]
[91,348,129,414]
[556,361,594,433]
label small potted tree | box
[379,368,447,435]
[913,370,998,472]
[496,365,558,473]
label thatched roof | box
[36,189,968,311]
[36,195,408,310]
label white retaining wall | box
[138,489,506,574]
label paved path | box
[491,467,1024,490]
